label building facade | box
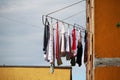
[0,66,72,80]
[86,0,120,80]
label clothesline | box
[42,15,93,34]
[43,14,89,73]
[43,18,88,66]
[62,9,85,20]
[42,15,84,28]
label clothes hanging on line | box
[71,26,77,56]
[56,21,62,65]
[48,25,55,73]
[84,30,88,64]
[43,19,88,67]
[43,21,54,63]
[60,23,66,57]
[53,27,55,65]
[47,25,54,63]
[70,56,76,66]
[76,30,83,67]
[66,27,72,60]
[43,18,50,59]
[70,27,77,66]
[51,27,55,74]
[43,18,50,52]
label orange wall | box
[94,0,120,58]
[0,66,71,80]
[94,66,120,80]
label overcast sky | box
[0,0,86,80]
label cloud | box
[0,0,46,13]
[0,30,45,65]
[0,31,42,49]
[0,0,69,14]
[0,0,86,15]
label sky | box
[0,0,86,80]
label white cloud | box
[0,0,46,13]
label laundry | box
[66,27,72,60]
[42,17,88,68]
[41,4,89,74]
[70,26,77,66]
[51,27,55,74]
[71,26,77,56]
[60,23,66,57]
[56,21,62,65]
[53,27,55,65]
[76,30,83,67]
[84,30,88,63]
[43,18,50,60]
[47,24,54,63]
[70,56,76,66]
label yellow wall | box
[94,66,120,80]
[0,66,71,80]
[94,0,120,58]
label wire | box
[42,15,93,34]
[0,16,41,28]
[43,15,85,30]
[62,9,85,20]
[46,0,86,16]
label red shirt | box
[72,28,76,50]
